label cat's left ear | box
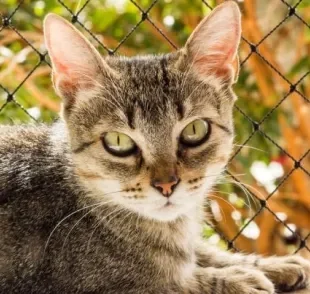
[44,14,114,109]
[184,1,241,84]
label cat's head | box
[44,1,241,222]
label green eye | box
[180,119,210,147]
[102,132,137,157]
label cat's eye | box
[102,132,137,157]
[180,119,211,147]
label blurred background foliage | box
[0,0,310,257]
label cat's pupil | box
[102,132,136,157]
[180,119,210,147]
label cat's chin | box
[123,198,198,222]
[144,203,185,222]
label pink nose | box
[151,176,180,197]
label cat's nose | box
[151,176,180,197]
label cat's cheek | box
[82,178,123,200]
[203,163,226,191]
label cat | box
[0,1,309,293]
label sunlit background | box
[1,0,310,258]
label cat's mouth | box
[164,201,173,207]
[161,200,179,211]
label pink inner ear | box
[44,16,98,80]
[54,68,96,94]
[186,2,241,83]
[192,31,239,81]
[54,57,69,74]
[194,50,236,81]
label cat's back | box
[0,122,78,225]
[0,123,52,167]
[0,124,49,199]
[0,122,72,200]
[0,123,49,146]
[0,123,82,292]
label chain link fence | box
[1,0,310,258]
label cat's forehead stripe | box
[160,57,170,95]
[72,55,233,134]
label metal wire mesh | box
[0,0,309,257]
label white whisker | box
[43,190,123,256]
[60,199,115,253]
[86,206,126,253]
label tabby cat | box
[0,1,309,293]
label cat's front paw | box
[195,266,275,294]
[258,255,310,292]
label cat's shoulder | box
[0,121,70,171]
[0,121,71,203]
[0,121,65,153]
[0,123,49,145]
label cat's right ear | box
[44,14,113,109]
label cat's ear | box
[184,1,241,84]
[44,14,112,108]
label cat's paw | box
[258,255,310,292]
[196,266,275,294]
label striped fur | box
[0,1,309,293]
